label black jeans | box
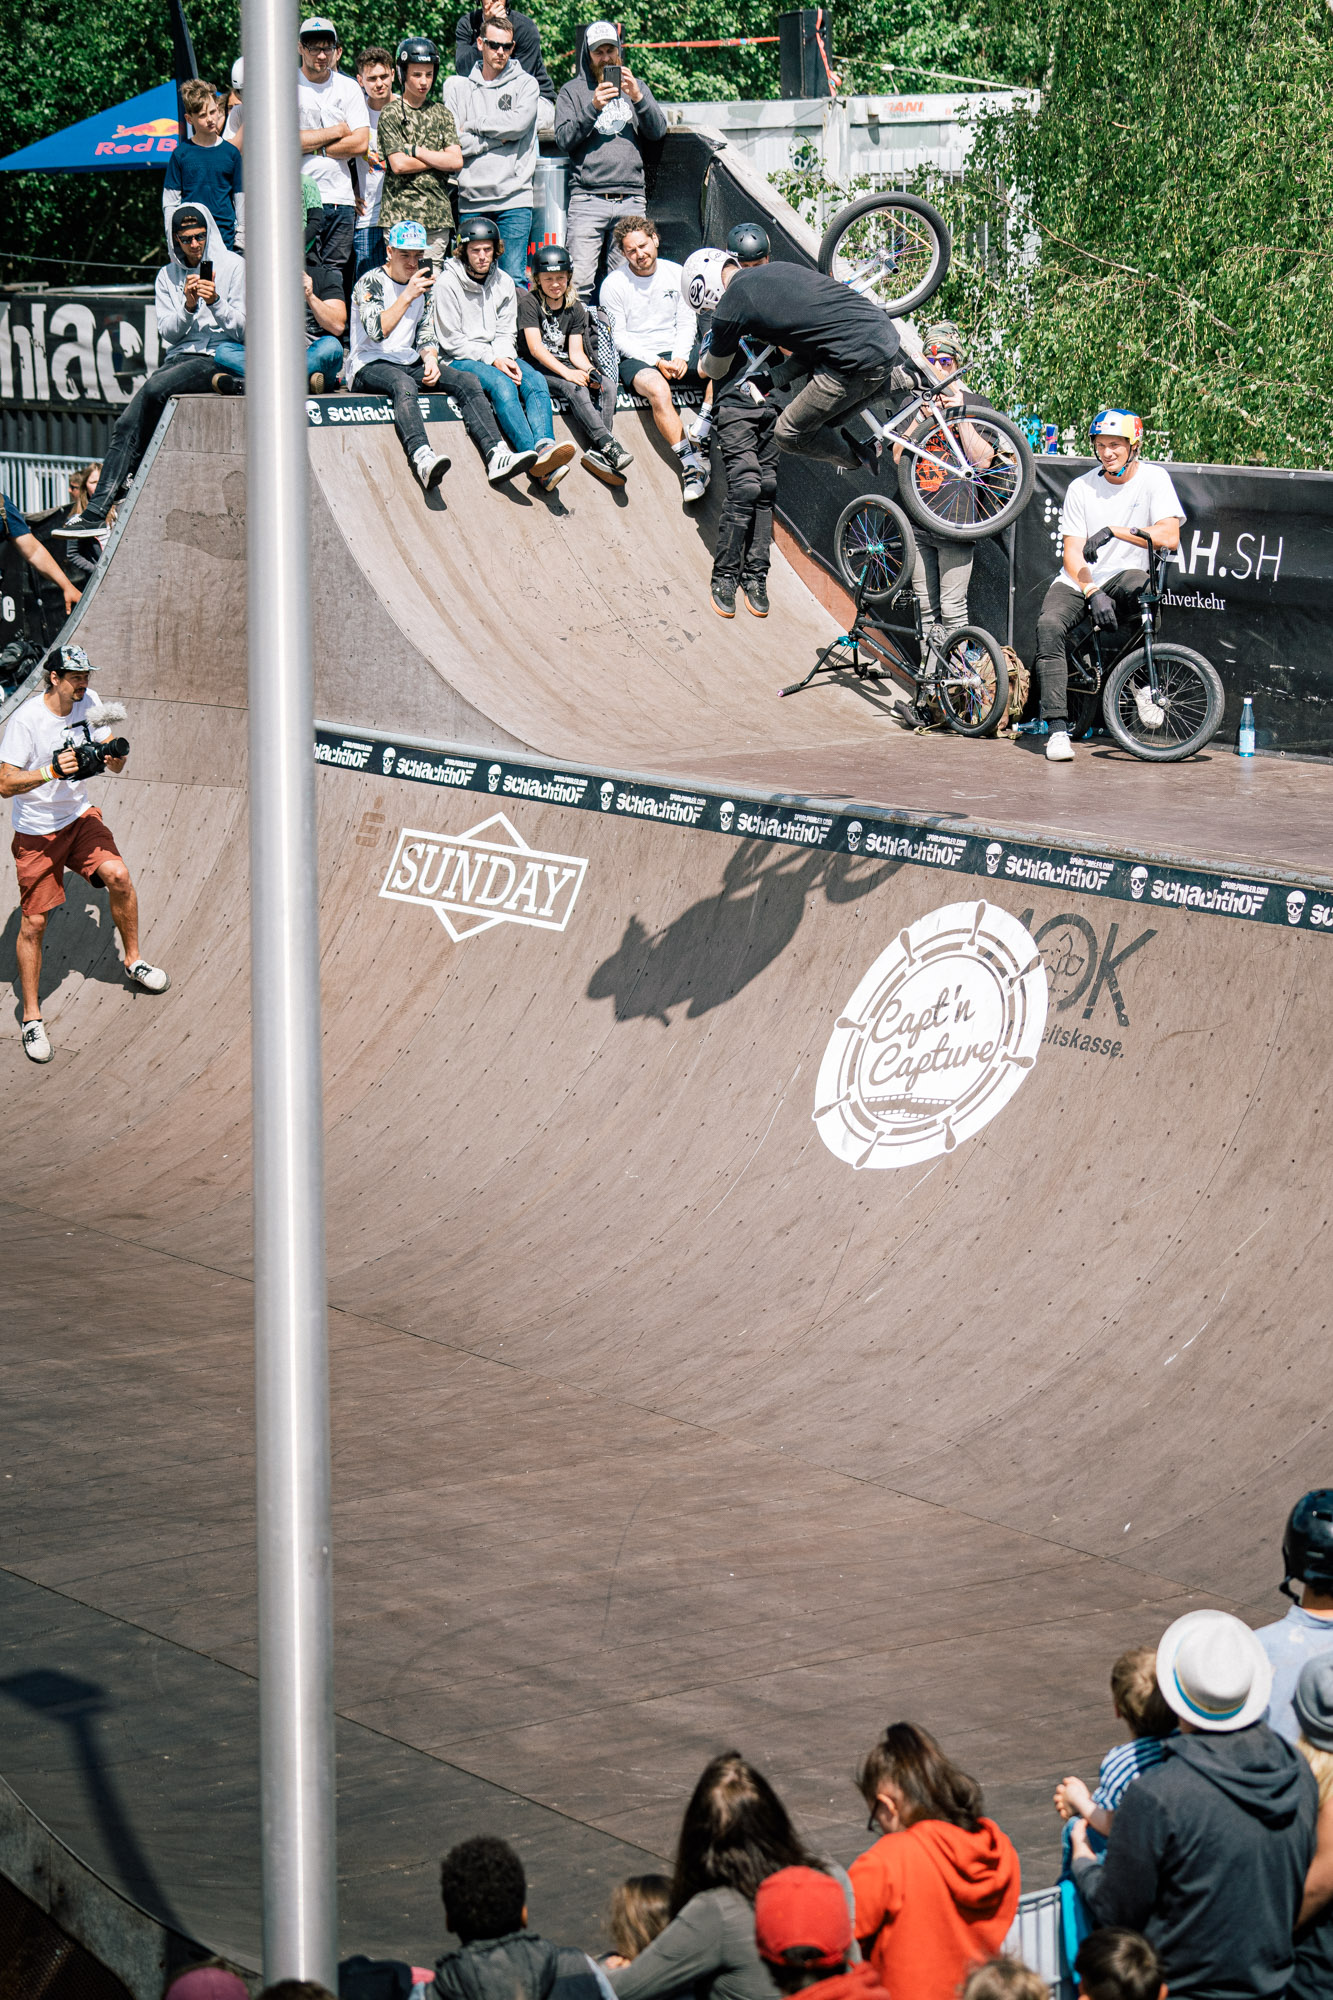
[1034,569,1144,721]
[307,204,355,277]
[85,354,221,522]
[353,357,502,464]
[550,375,614,449]
[773,362,893,468]
[712,395,778,584]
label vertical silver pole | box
[243,0,338,1979]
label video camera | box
[67,736,129,778]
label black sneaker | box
[603,438,635,474]
[711,577,737,619]
[61,511,110,539]
[211,371,245,396]
[841,427,882,470]
[741,576,770,617]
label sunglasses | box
[177,231,207,243]
[483,37,513,48]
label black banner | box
[0,294,158,414]
[1014,458,1333,755]
[315,726,1332,938]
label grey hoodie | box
[1073,1723,1318,2000]
[553,35,666,198]
[441,60,539,210]
[156,204,246,360]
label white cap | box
[586,20,620,48]
[231,57,243,87]
[299,16,339,39]
[1156,1610,1273,1733]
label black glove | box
[1082,526,1114,563]
[1087,590,1118,630]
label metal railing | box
[0,453,88,516]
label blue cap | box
[387,219,428,250]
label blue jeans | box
[460,207,532,286]
[214,338,343,387]
[448,354,553,453]
[353,226,386,283]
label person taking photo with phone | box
[64,207,246,539]
[0,645,168,1065]
[554,22,666,298]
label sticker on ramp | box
[379,812,587,942]
[814,901,1047,1169]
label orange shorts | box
[12,809,123,918]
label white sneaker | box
[681,453,710,505]
[125,959,170,992]
[1133,683,1165,728]
[21,1019,52,1063]
[1045,729,1075,763]
[487,445,539,485]
[412,445,450,492]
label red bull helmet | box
[1089,408,1143,448]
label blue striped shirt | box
[1092,1734,1171,1810]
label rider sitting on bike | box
[1034,409,1184,763]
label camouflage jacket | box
[377,96,460,234]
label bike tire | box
[897,408,1036,544]
[935,624,1009,736]
[832,493,918,605]
[817,191,951,319]
[1103,643,1225,761]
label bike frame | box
[1068,531,1164,699]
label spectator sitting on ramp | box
[1257,1491,1333,1744]
[65,206,245,539]
[432,215,573,491]
[754,1867,890,2000]
[1069,1609,1317,2000]
[602,216,709,507]
[554,23,666,299]
[431,1835,607,2000]
[519,243,634,485]
[690,223,779,619]
[350,220,532,494]
[0,644,168,1065]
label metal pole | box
[243,0,338,1976]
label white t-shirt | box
[1058,461,1186,588]
[297,70,367,207]
[0,692,107,835]
[361,100,385,227]
[348,266,428,376]
[601,259,694,369]
[223,104,244,145]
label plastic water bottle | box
[1238,696,1256,758]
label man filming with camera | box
[0,645,169,1065]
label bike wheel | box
[817,191,951,318]
[935,624,1009,736]
[897,408,1036,543]
[1066,682,1101,742]
[832,493,918,605]
[1103,644,1225,761]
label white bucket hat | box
[1157,1609,1273,1732]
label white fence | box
[0,452,88,516]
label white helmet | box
[681,246,735,314]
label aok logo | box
[379,812,587,942]
[814,901,1047,1169]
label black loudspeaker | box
[779,8,832,98]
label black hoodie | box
[433,1932,604,2000]
[1073,1723,1318,2000]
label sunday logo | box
[380,812,587,942]
[814,900,1048,1168]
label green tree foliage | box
[920,0,1333,467]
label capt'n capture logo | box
[379,812,587,943]
[814,901,1047,1169]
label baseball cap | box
[387,219,428,250]
[1156,1609,1273,1733]
[57,644,96,676]
[231,57,243,87]
[754,1869,851,1971]
[586,20,620,48]
[299,16,339,40]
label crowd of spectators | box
[135,1494,1333,2000]
[54,11,707,537]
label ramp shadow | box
[0,1668,189,1932]
[587,840,900,1025]
[0,884,127,1017]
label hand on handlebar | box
[1087,589,1119,630]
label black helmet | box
[532,242,573,274]
[1283,1491,1333,1600]
[726,221,770,264]
[458,213,501,248]
[395,36,439,92]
